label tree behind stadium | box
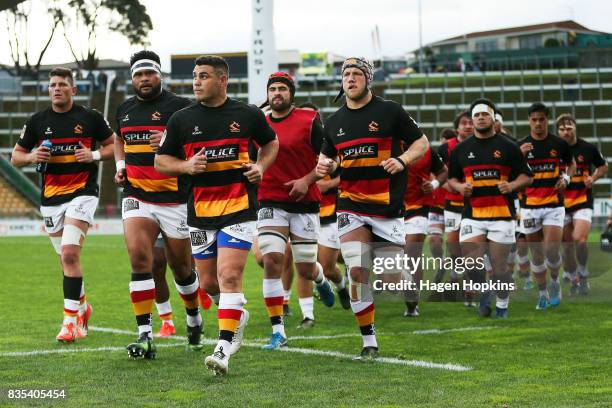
[2,0,153,77]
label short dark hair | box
[528,102,549,117]
[469,98,497,118]
[439,127,457,141]
[195,55,229,76]
[298,102,319,111]
[453,110,471,130]
[556,113,576,128]
[49,67,74,85]
[130,50,160,67]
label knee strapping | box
[61,224,85,247]
[340,241,371,270]
[257,231,287,256]
[290,240,318,263]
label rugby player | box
[256,72,335,349]
[316,57,428,360]
[114,50,204,358]
[556,114,607,295]
[438,111,475,305]
[518,102,576,309]
[448,98,533,318]
[156,55,279,375]
[403,146,447,316]
[11,67,114,342]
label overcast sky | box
[1,0,610,71]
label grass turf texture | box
[1,234,611,407]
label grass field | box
[1,234,611,407]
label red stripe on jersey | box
[193,182,246,202]
[336,137,392,150]
[121,125,166,133]
[45,171,88,187]
[340,178,388,195]
[126,164,175,181]
[470,195,507,208]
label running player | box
[114,50,204,358]
[403,146,447,316]
[448,98,533,318]
[156,55,279,375]
[438,110,475,304]
[256,72,335,349]
[316,57,428,360]
[11,67,114,342]
[556,113,607,295]
[518,102,576,309]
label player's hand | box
[243,162,263,183]
[184,148,207,175]
[30,144,51,164]
[461,182,473,198]
[114,168,127,186]
[497,181,513,194]
[381,157,405,174]
[422,180,434,194]
[149,130,163,152]
[75,141,93,163]
[520,143,533,156]
[584,176,594,189]
[316,157,334,178]
[285,178,309,201]
[554,176,568,192]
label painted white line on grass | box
[252,325,497,342]
[0,326,472,371]
[0,343,184,357]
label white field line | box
[0,326,472,371]
[252,325,497,342]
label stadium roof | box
[37,59,130,71]
[0,0,26,11]
[429,20,608,46]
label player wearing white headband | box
[115,50,204,359]
[448,98,533,318]
[518,102,576,310]
[317,57,429,360]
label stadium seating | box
[0,175,37,218]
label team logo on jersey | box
[192,126,202,135]
[74,124,83,134]
[229,121,240,133]
[368,121,379,132]
[19,124,26,139]
[45,127,53,136]
[190,230,208,246]
[342,143,378,160]
[468,152,475,159]
[550,149,557,157]
[122,114,129,122]
[337,128,345,137]
[44,217,54,228]
[151,111,161,121]
[472,169,500,180]
[204,144,239,162]
[304,219,315,233]
[493,150,502,159]
[177,219,188,232]
[577,154,584,163]
[337,213,350,229]
[527,152,534,159]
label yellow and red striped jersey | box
[321,96,423,218]
[565,138,606,212]
[158,98,276,230]
[116,90,191,204]
[17,105,113,206]
[448,134,532,220]
[519,134,572,208]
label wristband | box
[562,174,570,185]
[91,150,101,161]
[393,157,406,170]
[430,179,440,190]
[116,160,126,171]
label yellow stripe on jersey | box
[125,144,154,154]
[340,190,389,205]
[129,177,178,192]
[49,155,77,164]
[471,205,512,219]
[526,195,558,206]
[320,203,335,218]
[194,195,249,218]
[44,182,86,198]
[565,195,588,208]
[205,152,250,172]
[341,150,391,169]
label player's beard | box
[135,82,162,100]
[270,97,292,112]
[345,85,369,102]
[475,124,494,134]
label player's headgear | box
[334,57,374,102]
[470,98,497,119]
[130,50,162,78]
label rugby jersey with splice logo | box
[564,138,606,212]
[116,90,192,204]
[157,98,276,230]
[448,134,532,220]
[321,96,423,218]
[17,104,113,205]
